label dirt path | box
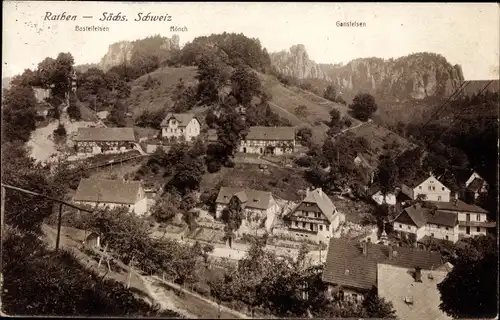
[140,275,197,318]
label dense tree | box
[324,85,338,102]
[349,93,378,121]
[67,93,81,120]
[214,104,249,163]
[438,235,498,318]
[230,65,262,106]
[196,55,228,105]
[2,85,38,143]
[108,100,127,127]
[1,142,59,234]
[151,193,181,223]
[362,287,397,319]
[296,127,313,146]
[1,226,179,317]
[171,78,198,112]
[327,108,342,136]
[376,152,399,201]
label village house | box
[55,226,101,249]
[393,202,460,243]
[457,170,489,202]
[239,126,296,155]
[73,127,136,156]
[401,173,451,202]
[73,178,148,215]
[377,263,453,320]
[285,188,345,244]
[215,187,280,224]
[322,239,445,303]
[428,199,495,237]
[160,113,201,142]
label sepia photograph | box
[1,1,499,319]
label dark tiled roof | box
[428,210,458,228]
[160,113,198,127]
[397,205,428,228]
[402,174,430,189]
[322,239,444,290]
[244,126,295,141]
[215,187,274,210]
[299,188,337,223]
[467,177,485,193]
[429,200,488,214]
[395,205,458,228]
[73,127,136,142]
[73,179,143,204]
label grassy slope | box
[125,65,411,158]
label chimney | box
[306,187,310,196]
[414,266,422,282]
[362,241,368,256]
[318,187,322,196]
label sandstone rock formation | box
[99,35,180,71]
[271,45,465,101]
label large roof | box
[429,199,488,214]
[73,179,143,204]
[160,113,198,127]
[73,127,136,142]
[467,177,485,193]
[395,204,458,228]
[322,238,444,290]
[377,263,452,320]
[215,187,274,210]
[244,126,295,141]
[299,188,337,223]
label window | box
[445,236,449,240]
[431,233,435,237]
[446,227,449,231]
[399,224,402,228]
[352,293,358,300]
[437,225,441,229]
[432,186,436,191]
[319,225,323,231]
[476,214,481,221]
[477,227,481,233]
[442,187,445,191]
[310,224,314,231]
[428,186,432,191]
[419,186,422,190]
[438,196,442,201]
[295,221,298,227]
[302,222,306,228]
[407,225,411,230]
[466,227,470,235]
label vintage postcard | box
[1,1,499,319]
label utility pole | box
[1,186,5,241]
[55,203,64,252]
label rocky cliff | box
[271,45,465,101]
[99,35,180,71]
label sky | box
[3,2,499,80]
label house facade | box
[73,179,148,215]
[215,187,280,226]
[322,239,445,302]
[401,173,451,202]
[393,203,460,243]
[286,188,344,244]
[429,200,495,237]
[160,113,201,142]
[239,126,296,155]
[73,127,136,156]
